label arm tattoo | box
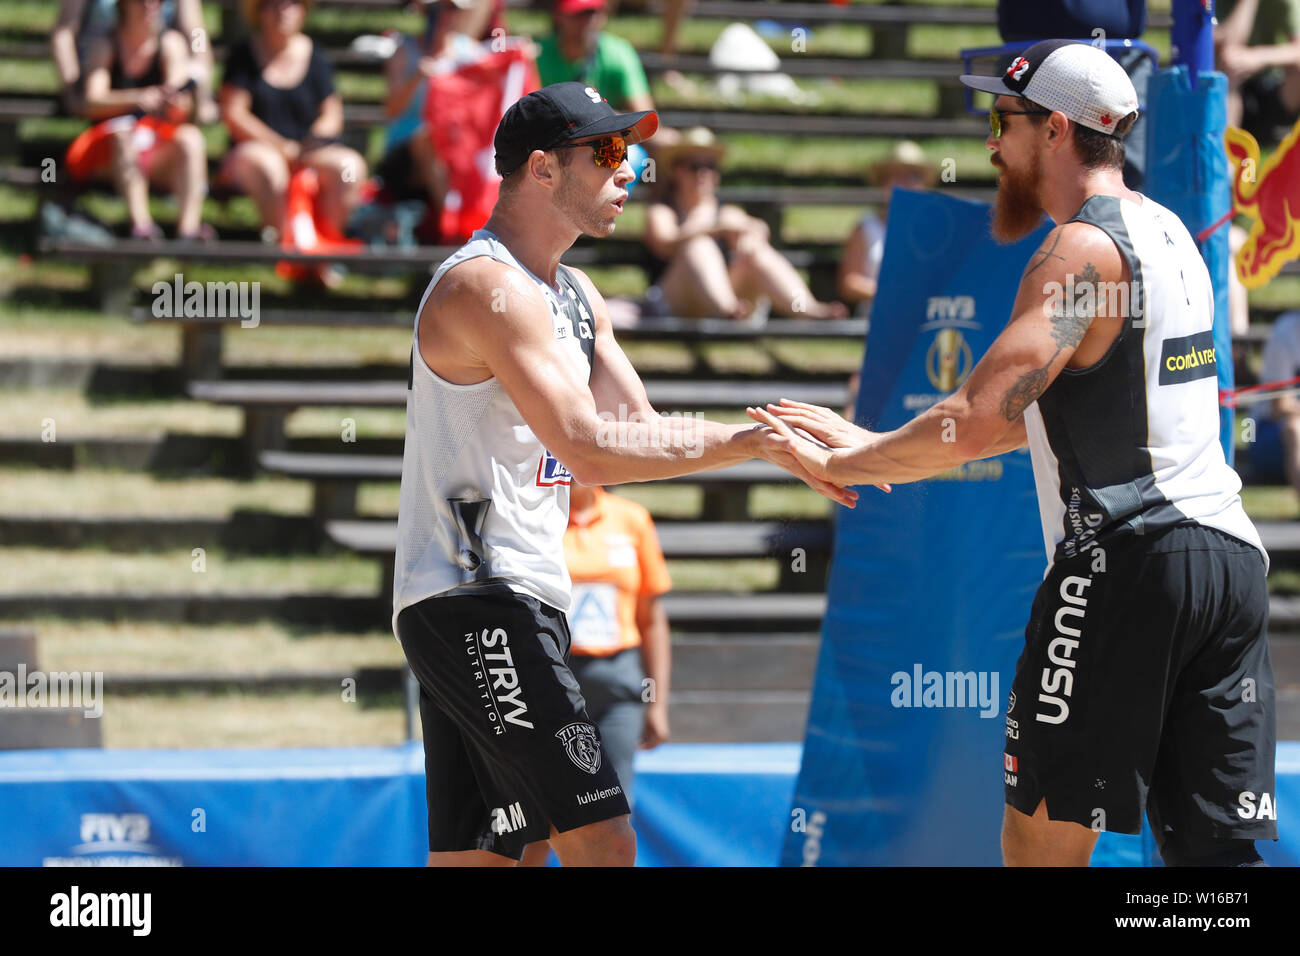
[1049,261,1099,350]
[999,359,1055,421]
[1022,231,1067,279]
[1001,247,1101,423]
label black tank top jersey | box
[223,38,336,143]
[109,32,165,90]
[1023,193,1264,568]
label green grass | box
[1240,485,1300,521]
[0,546,380,593]
[101,691,409,748]
[651,75,940,117]
[665,558,779,591]
[715,134,995,181]
[29,617,403,674]
[0,386,412,439]
[0,467,312,517]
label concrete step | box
[0,630,37,671]
[0,436,405,472]
[1273,636,1300,687]
[668,691,810,743]
[0,592,827,632]
[0,709,102,750]
[0,514,318,551]
[672,635,818,691]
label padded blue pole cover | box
[1143,65,1234,461]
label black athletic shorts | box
[1004,524,1277,842]
[396,588,631,859]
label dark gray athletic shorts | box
[1004,524,1277,842]
[396,588,631,860]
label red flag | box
[424,40,540,242]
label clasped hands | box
[745,399,890,508]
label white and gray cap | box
[960,39,1139,136]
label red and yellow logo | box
[1226,121,1300,290]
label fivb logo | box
[76,814,154,854]
[890,664,1000,718]
[44,813,182,867]
[925,295,975,323]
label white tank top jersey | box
[1022,194,1266,573]
[392,229,597,635]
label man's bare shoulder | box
[1021,220,1125,284]
[424,256,550,324]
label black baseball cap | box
[494,81,658,176]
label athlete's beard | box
[555,168,617,238]
[991,150,1045,243]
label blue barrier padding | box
[0,741,1292,865]
[781,189,1052,866]
[632,743,801,866]
[1143,65,1234,461]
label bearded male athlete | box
[752,41,1277,867]
[392,82,856,868]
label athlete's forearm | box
[577,418,758,485]
[976,416,1028,458]
[826,396,1000,486]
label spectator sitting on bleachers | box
[79,0,210,239]
[838,140,935,317]
[644,127,848,322]
[374,0,495,220]
[536,0,653,113]
[535,0,670,188]
[219,0,368,246]
[518,481,672,867]
[53,0,217,122]
[1216,0,1300,146]
[1249,311,1300,492]
[997,0,1149,187]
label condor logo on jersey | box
[1159,330,1217,385]
[536,449,572,487]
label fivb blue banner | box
[782,189,1082,865]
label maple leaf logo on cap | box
[1101,113,1113,126]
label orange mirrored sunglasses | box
[552,133,629,170]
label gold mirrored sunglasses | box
[989,104,1050,138]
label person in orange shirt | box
[519,481,672,866]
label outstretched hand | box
[744,415,858,509]
[748,404,891,495]
[761,398,870,448]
